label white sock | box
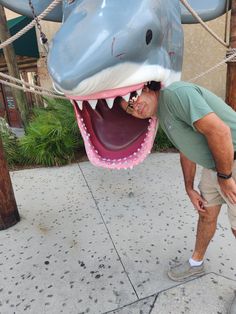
[189,257,203,267]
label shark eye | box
[67,0,75,4]
[146,29,153,45]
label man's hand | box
[187,189,207,213]
[218,177,236,204]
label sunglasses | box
[124,81,161,114]
[125,91,139,114]
[126,101,135,114]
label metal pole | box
[0,135,20,230]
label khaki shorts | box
[198,162,236,230]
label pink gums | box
[67,83,144,100]
[73,102,158,170]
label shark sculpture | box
[0,0,230,169]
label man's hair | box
[147,81,161,91]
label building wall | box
[34,20,61,89]
[5,8,229,99]
[5,9,18,19]
[182,14,228,99]
[5,9,60,90]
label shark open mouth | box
[68,83,158,169]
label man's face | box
[120,86,159,119]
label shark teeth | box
[74,82,148,111]
[75,108,157,170]
[76,100,83,110]
[136,88,142,96]
[89,99,97,109]
[106,98,114,108]
[123,94,130,102]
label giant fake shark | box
[0,0,230,169]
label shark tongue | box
[81,98,149,158]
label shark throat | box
[73,97,158,170]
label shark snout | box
[48,0,159,94]
[48,29,148,93]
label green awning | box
[0,16,39,58]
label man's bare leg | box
[192,204,222,261]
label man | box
[120,81,236,312]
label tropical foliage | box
[0,99,174,168]
[20,98,83,166]
[0,117,21,166]
[153,126,175,151]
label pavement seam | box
[101,270,236,314]
[211,272,236,283]
[78,163,140,301]
[148,293,159,314]
[102,293,157,314]
[148,272,236,313]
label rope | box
[0,0,233,97]
[2,50,236,97]
[180,0,229,48]
[2,50,236,95]
[189,49,236,82]
[0,0,62,50]
[0,71,61,95]
[0,78,67,99]
[226,48,236,62]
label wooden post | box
[0,135,20,230]
[226,0,236,110]
[0,5,29,127]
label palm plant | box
[154,126,175,151]
[20,98,83,166]
[0,117,21,166]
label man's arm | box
[180,152,207,212]
[194,112,236,204]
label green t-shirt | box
[158,81,236,169]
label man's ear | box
[181,0,230,24]
[142,85,149,93]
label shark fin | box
[181,0,230,24]
[0,0,63,22]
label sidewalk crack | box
[78,164,139,300]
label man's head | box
[120,81,161,119]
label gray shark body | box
[0,0,230,169]
[49,0,184,96]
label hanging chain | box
[28,0,49,52]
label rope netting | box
[0,0,234,96]
[180,0,229,48]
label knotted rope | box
[0,0,234,95]
[0,0,62,50]
[180,0,229,48]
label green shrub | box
[153,126,175,151]
[20,98,83,166]
[0,118,21,166]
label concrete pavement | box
[0,153,235,313]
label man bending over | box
[120,81,236,313]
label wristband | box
[217,172,232,179]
